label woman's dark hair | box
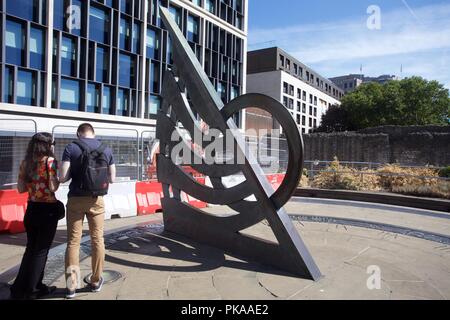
[23,132,55,183]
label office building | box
[246,47,343,134]
[0,0,248,183]
[330,74,398,94]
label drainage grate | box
[83,270,122,285]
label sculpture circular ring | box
[220,93,304,210]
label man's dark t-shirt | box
[62,138,114,198]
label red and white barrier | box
[0,189,28,234]
[1,174,286,233]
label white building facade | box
[246,47,343,134]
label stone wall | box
[303,126,450,166]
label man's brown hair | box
[77,123,95,136]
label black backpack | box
[73,140,110,196]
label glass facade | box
[0,0,246,125]
[60,78,80,111]
[30,27,45,70]
[5,19,24,66]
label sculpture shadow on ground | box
[104,230,299,278]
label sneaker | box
[90,277,104,293]
[65,288,76,299]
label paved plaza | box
[1,198,450,300]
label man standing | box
[59,123,115,299]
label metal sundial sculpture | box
[156,7,321,280]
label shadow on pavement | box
[105,230,298,278]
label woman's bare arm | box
[48,158,60,193]
[17,162,27,194]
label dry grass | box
[303,157,450,199]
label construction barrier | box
[135,181,164,215]
[1,174,287,233]
[0,189,28,234]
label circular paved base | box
[45,219,450,300]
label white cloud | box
[249,3,450,89]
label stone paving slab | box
[2,199,450,300]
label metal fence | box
[1,118,448,189]
[0,119,37,189]
[52,125,140,182]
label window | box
[5,19,25,66]
[119,53,135,88]
[296,114,301,125]
[169,5,182,28]
[7,0,39,22]
[89,6,110,44]
[96,46,108,83]
[231,86,240,100]
[187,15,199,43]
[132,22,140,53]
[302,116,306,126]
[147,94,160,117]
[297,89,301,99]
[286,59,291,70]
[16,70,36,106]
[297,101,301,112]
[279,55,284,67]
[314,107,317,117]
[283,96,288,108]
[120,18,131,50]
[309,106,313,115]
[102,86,112,114]
[60,78,80,111]
[288,98,294,110]
[3,67,14,103]
[146,28,160,59]
[302,103,306,113]
[205,0,215,14]
[54,0,65,30]
[302,91,306,101]
[149,61,160,93]
[314,96,317,106]
[289,85,294,96]
[294,64,298,75]
[309,118,313,127]
[61,36,76,76]
[117,89,129,116]
[30,27,45,70]
[86,83,100,113]
[120,0,132,14]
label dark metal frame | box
[156,7,321,280]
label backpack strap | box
[95,143,107,154]
[73,139,91,153]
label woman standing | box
[10,133,61,299]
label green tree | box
[318,76,450,132]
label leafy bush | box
[438,166,450,178]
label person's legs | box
[25,207,58,296]
[86,197,105,285]
[65,198,85,291]
[10,207,37,298]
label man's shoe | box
[90,277,104,293]
[65,288,76,299]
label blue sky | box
[248,0,450,90]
